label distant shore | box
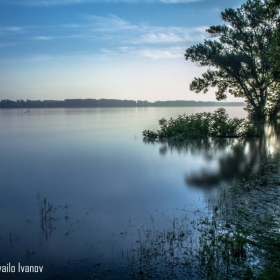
[0,99,245,109]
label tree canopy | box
[185,0,279,120]
[264,0,280,81]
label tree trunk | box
[249,106,266,121]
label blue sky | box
[0,0,245,101]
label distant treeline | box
[0,99,245,108]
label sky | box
[0,0,246,102]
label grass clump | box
[143,108,261,141]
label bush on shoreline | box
[143,108,261,141]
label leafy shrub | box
[143,108,261,141]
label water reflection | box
[0,107,275,279]
[146,122,280,190]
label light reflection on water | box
[0,107,278,279]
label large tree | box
[185,0,279,120]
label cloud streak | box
[34,36,55,40]
[80,14,207,44]
[136,47,185,59]
[82,14,138,32]
[0,14,207,62]
[102,46,185,59]
[0,26,24,34]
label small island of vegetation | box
[143,108,261,141]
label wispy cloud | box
[0,14,207,45]
[136,47,185,59]
[0,26,24,33]
[82,14,138,32]
[102,46,185,59]
[0,14,206,62]
[140,32,186,43]
[80,14,207,44]
[0,44,184,63]
[117,46,136,52]
[34,36,55,40]
[136,28,206,44]
[5,26,24,32]
[0,0,201,6]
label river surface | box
[1,106,276,279]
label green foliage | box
[258,266,280,280]
[264,0,280,84]
[185,0,280,120]
[143,108,261,141]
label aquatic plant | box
[40,197,56,239]
[143,108,261,141]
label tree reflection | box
[144,122,280,190]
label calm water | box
[0,106,276,279]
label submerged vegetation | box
[127,152,280,280]
[143,108,261,141]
